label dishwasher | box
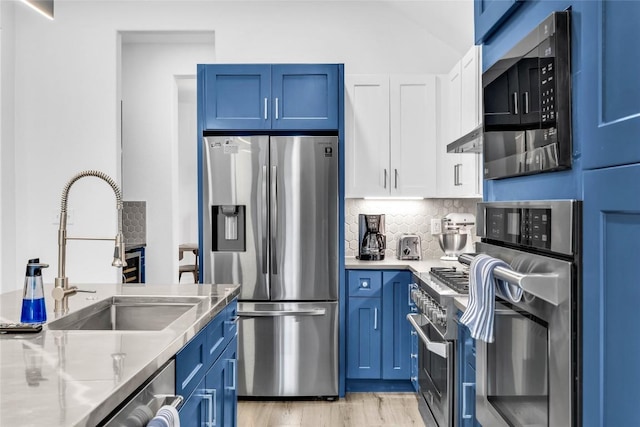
[100,359,183,426]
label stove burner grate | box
[430,266,470,294]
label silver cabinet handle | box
[384,169,387,189]
[198,389,217,427]
[406,313,448,358]
[275,97,279,119]
[226,359,237,391]
[513,92,519,115]
[264,97,268,120]
[374,307,378,330]
[523,91,530,114]
[394,169,398,189]
[462,382,474,419]
[271,165,278,274]
[238,308,326,317]
[454,163,463,186]
[262,165,268,274]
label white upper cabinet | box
[460,46,482,136]
[345,75,390,198]
[346,74,437,198]
[437,45,482,198]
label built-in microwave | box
[482,10,571,180]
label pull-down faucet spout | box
[53,170,126,313]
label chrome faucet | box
[53,170,127,313]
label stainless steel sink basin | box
[47,296,206,331]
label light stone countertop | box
[0,282,240,427]
[345,257,470,311]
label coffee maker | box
[358,214,386,260]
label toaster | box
[397,234,422,260]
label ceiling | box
[116,0,474,55]
[380,0,475,54]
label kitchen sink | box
[47,295,206,331]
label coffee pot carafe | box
[358,214,386,261]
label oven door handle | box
[406,313,449,359]
[458,253,567,306]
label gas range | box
[411,266,470,340]
[429,266,470,295]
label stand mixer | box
[438,213,475,261]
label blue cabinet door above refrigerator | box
[271,64,339,130]
[201,64,271,130]
[200,64,340,130]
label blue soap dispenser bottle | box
[20,259,49,324]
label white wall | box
[176,78,199,250]
[2,1,473,292]
[0,1,17,294]
[122,39,214,283]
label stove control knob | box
[436,311,447,325]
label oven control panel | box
[485,206,552,250]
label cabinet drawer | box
[176,329,208,400]
[348,270,382,297]
[205,300,238,366]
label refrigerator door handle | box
[271,165,278,274]
[238,308,326,317]
[262,165,268,274]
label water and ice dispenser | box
[211,205,246,251]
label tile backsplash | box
[122,201,147,247]
[345,198,481,259]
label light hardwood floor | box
[237,392,426,427]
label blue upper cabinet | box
[271,64,339,130]
[474,0,523,44]
[581,1,640,169]
[583,164,640,427]
[200,64,340,131]
[201,64,271,130]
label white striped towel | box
[459,254,523,343]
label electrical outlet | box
[430,218,442,235]
[52,209,74,225]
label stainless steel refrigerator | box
[201,135,339,397]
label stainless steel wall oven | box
[462,200,581,427]
[482,11,572,179]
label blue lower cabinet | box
[583,165,640,426]
[457,311,480,426]
[178,376,208,427]
[346,270,413,390]
[347,296,382,379]
[221,337,238,427]
[178,300,238,427]
[381,271,412,380]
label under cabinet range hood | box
[446,124,483,154]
